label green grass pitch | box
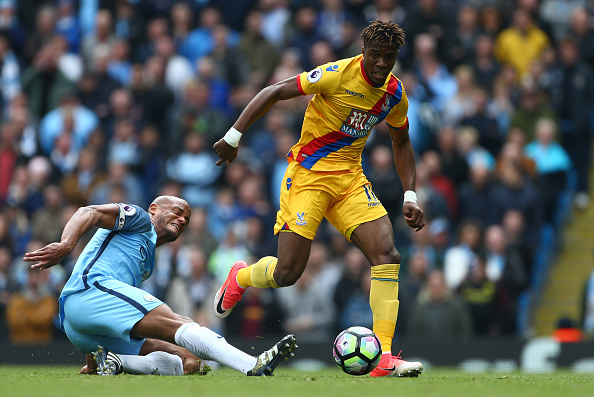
[2,366,594,397]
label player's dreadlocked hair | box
[361,20,405,48]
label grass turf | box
[1,366,593,397]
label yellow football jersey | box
[290,54,409,172]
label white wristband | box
[403,190,417,204]
[222,127,243,148]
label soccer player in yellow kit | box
[213,20,425,377]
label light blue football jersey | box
[60,203,157,299]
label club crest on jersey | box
[296,212,307,226]
[144,294,157,302]
[381,93,394,113]
[307,67,323,83]
[340,109,380,137]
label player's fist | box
[213,139,239,166]
[402,202,425,232]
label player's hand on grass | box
[403,202,425,232]
[23,242,73,270]
[213,138,239,166]
[79,354,98,375]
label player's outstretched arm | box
[24,204,120,269]
[388,124,425,231]
[213,76,302,166]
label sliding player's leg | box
[90,339,208,376]
[65,278,296,376]
[132,304,297,376]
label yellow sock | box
[236,256,279,288]
[370,264,400,355]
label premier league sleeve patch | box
[307,67,323,83]
[115,203,137,231]
[122,204,136,216]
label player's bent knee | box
[370,247,401,266]
[273,267,301,287]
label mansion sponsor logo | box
[339,109,379,137]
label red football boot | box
[370,351,424,377]
[213,261,248,318]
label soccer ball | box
[333,326,382,375]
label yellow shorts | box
[274,159,388,240]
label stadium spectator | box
[496,138,537,180]
[524,118,572,221]
[38,88,98,155]
[107,118,140,167]
[405,0,451,64]
[436,126,469,188]
[363,0,407,27]
[411,33,457,113]
[288,6,322,71]
[445,5,481,68]
[277,258,336,343]
[21,42,76,121]
[422,150,458,221]
[165,132,221,208]
[0,122,19,205]
[237,10,280,87]
[316,0,357,52]
[458,252,501,336]
[548,38,594,210]
[460,88,502,156]
[154,35,194,100]
[55,0,79,54]
[169,2,193,48]
[81,9,116,67]
[0,34,20,116]
[31,185,64,245]
[396,71,439,155]
[5,265,58,344]
[407,270,472,340]
[61,148,106,206]
[539,0,586,41]
[493,162,543,248]
[182,206,219,259]
[0,246,17,338]
[178,6,239,65]
[367,145,403,219]
[570,7,594,68]
[333,247,370,331]
[456,125,496,171]
[469,35,501,92]
[89,162,144,207]
[494,8,550,80]
[134,17,168,64]
[444,220,483,290]
[107,39,133,86]
[23,4,58,65]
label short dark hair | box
[361,20,406,48]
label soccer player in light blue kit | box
[24,195,296,376]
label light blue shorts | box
[61,277,164,354]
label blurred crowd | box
[0,0,593,346]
